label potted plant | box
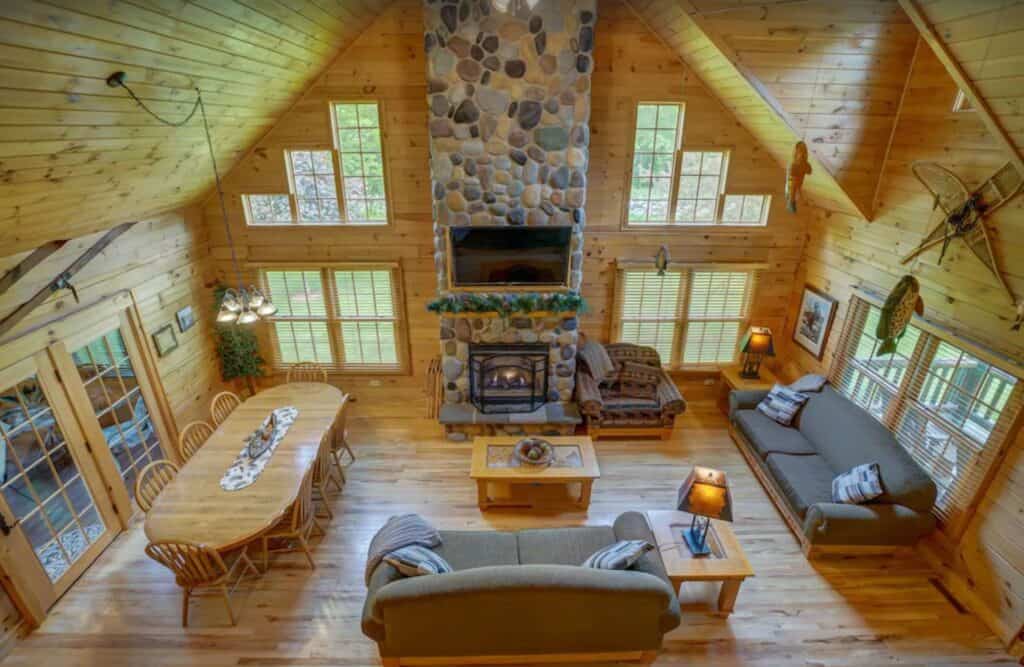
[212,284,265,396]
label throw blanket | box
[365,514,442,584]
[789,374,827,393]
[219,406,299,491]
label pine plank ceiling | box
[0,0,389,255]
[626,0,919,219]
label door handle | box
[0,512,18,536]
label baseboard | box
[383,649,655,665]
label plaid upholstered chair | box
[576,341,686,440]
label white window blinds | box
[616,266,757,367]
[262,266,404,373]
[830,296,1024,536]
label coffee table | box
[470,436,600,511]
[645,510,754,616]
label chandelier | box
[106,71,277,325]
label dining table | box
[145,383,346,551]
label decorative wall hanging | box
[792,285,837,360]
[655,245,670,276]
[877,275,924,355]
[175,305,196,333]
[152,324,179,357]
[105,71,277,325]
[902,160,1022,328]
[427,292,585,316]
[786,141,812,213]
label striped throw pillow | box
[832,462,884,505]
[756,384,809,426]
[581,540,654,570]
[383,545,453,577]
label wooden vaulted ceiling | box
[0,0,389,255]
[627,0,921,219]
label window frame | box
[721,193,771,226]
[329,100,393,226]
[258,262,409,375]
[241,193,296,226]
[830,292,1024,538]
[622,101,687,228]
[284,149,344,225]
[673,148,731,225]
[612,261,763,369]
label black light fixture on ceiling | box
[105,71,276,324]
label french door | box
[0,308,175,625]
[0,353,120,616]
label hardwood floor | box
[4,393,1016,666]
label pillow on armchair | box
[618,361,661,399]
[578,340,617,385]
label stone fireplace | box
[468,343,548,413]
[425,0,595,435]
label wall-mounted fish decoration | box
[786,141,812,213]
[877,275,924,355]
[655,245,670,276]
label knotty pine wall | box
[0,208,223,432]
[782,45,1024,649]
[204,0,808,413]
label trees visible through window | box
[627,103,683,225]
[333,102,388,224]
[287,150,341,223]
[722,194,769,225]
[242,194,293,225]
[675,151,727,224]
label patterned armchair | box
[576,341,686,440]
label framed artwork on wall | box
[176,305,196,333]
[152,324,179,357]
[793,285,838,360]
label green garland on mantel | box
[427,292,585,316]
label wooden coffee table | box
[645,510,754,616]
[470,436,600,511]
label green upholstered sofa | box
[362,511,681,666]
[729,385,937,556]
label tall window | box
[627,103,683,225]
[615,266,756,367]
[831,297,1023,535]
[287,150,341,223]
[333,102,389,224]
[262,266,404,372]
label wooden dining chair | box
[327,395,355,489]
[311,437,334,520]
[145,541,260,627]
[261,470,321,571]
[135,460,180,513]
[210,391,242,426]
[178,420,215,462]
[286,362,328,384]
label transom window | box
[262,266,404,372]
[287,150,341,224]
[242,194,293,226]
[333,102,389,224]
[832,296,1023,536]
[675,151,727,224]
[615,266,757,367]
[722,194,770,225]
[627,103,683,225]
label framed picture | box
[176,305,196,333]
[793,285,838,360]
[152,324,179,357]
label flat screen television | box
[448,226,572,288]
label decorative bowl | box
[514,437,554,466]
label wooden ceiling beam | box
[0,241,67,296]
[898,0,1024,176]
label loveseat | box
[729,384,937,556]
[362,511,681,666]
[576,341,686,440]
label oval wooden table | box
[145,383,346,551]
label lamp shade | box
[676,466,733,522]
[740,326,775,356]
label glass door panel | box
[68,328,169,504]
[0,354,119,618]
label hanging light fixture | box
[106,71,276,325]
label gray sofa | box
[362,512,681,665]
[729,385,937,555]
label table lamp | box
[739,326,775,379]
[676,466,733,557]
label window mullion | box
[322,269,343,367]
[885,333,938,431]
[667,143,684,226]
[674,269,691,367]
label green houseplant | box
[212,284,266,395]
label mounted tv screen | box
[449,226,572,288]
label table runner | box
[219,406,299,491]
